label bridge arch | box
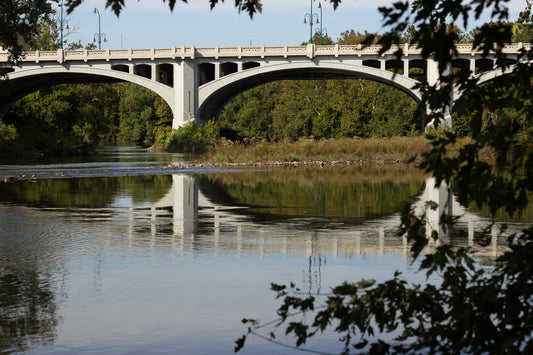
[197,62,422,124]
[0,66,175,120]
[453,63,529,103]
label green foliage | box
[5,85,88,153]
[3,81,173,154]
[118,84,154,144]
[116,84,172,145]
[337,29,381,45]
[0,0,54,63]
[74,83,122,143]
[236,0,533,354]
[312,32,333,45]
[0,121,17,141]
[33,17,59,51]
[219,79,419,142]
[162,121,218,152]
[0,121,18,153]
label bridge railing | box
[1,43,530,64]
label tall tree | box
[0,0,54,63]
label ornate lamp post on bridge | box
[93,7,107,49]
[316,2,327,45]
[303,0,319,44]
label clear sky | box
[62,0,529,50]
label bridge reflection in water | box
[116,174,508,259]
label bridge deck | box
[1,43,531,63]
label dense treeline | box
[1,83,172,154]
[218,79,418,141]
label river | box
[0,146,524,354]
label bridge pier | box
[426,59,453,129]
[173,61,197,128]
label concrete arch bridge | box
[0,43,530,128]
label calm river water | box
[0,146,525,354]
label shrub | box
[0,121,18,153]
[165,120,218,152]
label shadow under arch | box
[197,62,422,124]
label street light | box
[303,0,319,44]
[58,0,69,49]
[316,3,328,45]
[93,7,107,50]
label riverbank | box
[172,135,498,169]
[188,136,430,167]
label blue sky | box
[63,0,529,50]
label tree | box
[337,30,381,45]
[312,32,334,45]
[218,76,418,142]
[0,0,54,63]
[117,84,172,145]
[235,0,533,353]
[5,85,86,153]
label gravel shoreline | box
[1,158,408,182]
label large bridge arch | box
[197,62,422,124]
[0,66,175,120]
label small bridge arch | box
[453,64,528,103]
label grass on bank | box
[206,136,431,165]
[154,122,497,166]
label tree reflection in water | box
[0,269,60,353]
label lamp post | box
[317,2,327,45]
[303,0,319,44]
[58,0,69,49]
[93,7,107,50]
